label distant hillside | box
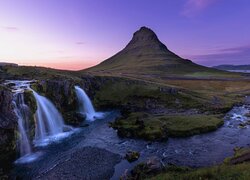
[0,62,18,67]
[85,27,236,79]
[213,65,250,70]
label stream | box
[11,103,250,179]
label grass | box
[149,163,250,180]
[159,115,224,137]
[93,81,214,111]
[111,112,224,140]
[130,148,250,180]
[1,65,82,80]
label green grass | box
[130,148,250,180]
[150,163,250,180]
[111,112,224,140]
[1,65,81,80]
[93,81,209,111]
[159,115,224,137]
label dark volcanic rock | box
[0,85,17,176]
[125,150,140,162]
[0,86,17,128]
[36,147,121,180]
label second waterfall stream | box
[74,86,105,121]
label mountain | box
[213,65,250,71]
[86,27,226,78]
[0,62,18,67]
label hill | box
[213,64,250,71]
[85,27,236,79]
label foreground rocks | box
[35,147,121,180]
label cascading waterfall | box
[32,91,65,144]
[4,80,75,163]
[74,86,104,121]
[13,93,32,157]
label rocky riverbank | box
[36,147,121,180]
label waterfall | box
[74,86,104,121]
[13,93,32,157]
[4,80,75,163]
[32,91,65,143]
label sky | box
[0,0,249,70]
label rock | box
[63,125,73,132]
[0,86,18,176]
[0,86,17,128]
[31,147,121,180]
[135,118,145,129]
[245,113,250,118]
[238,123,247,129]
[125,151,140,162]
[145,156,164,173]
[131,156,164,179]
[80,123,89,127]
[120,169,129,180]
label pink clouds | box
[181,0,217,17]
[1,26,19,32]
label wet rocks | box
[33,147,121,180]
[125,151,140,162]
[245,113,250,118]
[0,86,18,177]
[23,90,37,114]
[230,147,250,165]
[0,86,17,128]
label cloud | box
[1,26,19,32]
[188,45,250,66]
[76,42,85,45]
[181,0,217,17]
[219,45,250,53]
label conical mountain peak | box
[124,26,168,52]
[132,26,158,42]
[87,26,209,75]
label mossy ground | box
[149,163,250,180]
[111,112,223,140]
[130,148,250,180]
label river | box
[11,103,250,179]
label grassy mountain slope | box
[85,27,240,79]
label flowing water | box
[12,103,250,179]
[4,80,74,164]
[32,91,66,146]
[6,81,250,178]
[13,93,32,157]
[74,86,104,121]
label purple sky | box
[0,0,249,70]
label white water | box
[13,93,32,156]
[74,86,104,121]
[32,91,65,145]
[4,80,75,163]
[5,80,41,163]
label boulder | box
[131,156,164,178]
[125,151,140,162]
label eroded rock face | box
[0,86,17,176]
[0,86,17,128]
[30,76,109,125]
